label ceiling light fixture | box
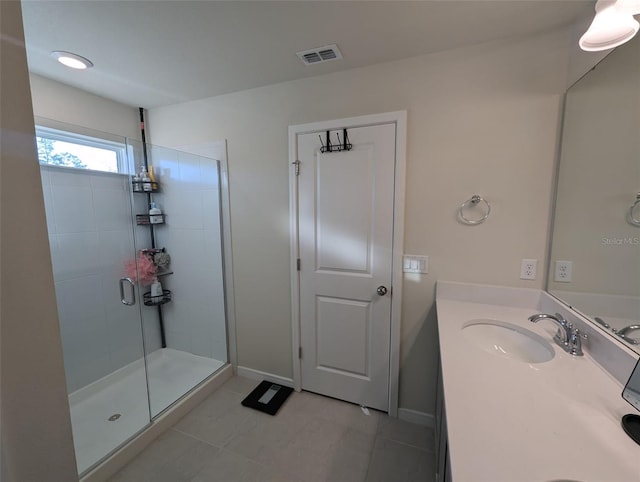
[50,51,94,70]
[580,0,640,51]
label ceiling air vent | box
[296,44,343,66]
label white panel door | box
[297,123,396,411]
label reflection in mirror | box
[547,35,640,354]
[622,358,640,445]
[623,358,640,413]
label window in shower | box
[36,126,128,173]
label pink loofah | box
[124,252,157,286]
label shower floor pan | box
[69,348,225,474]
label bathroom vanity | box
[432,28,640,482]
[435,281,640,482]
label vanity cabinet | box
[435,351,451,482]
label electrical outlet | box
[520,259,537,280]
[554,260,572,282]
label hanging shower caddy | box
[132,107,172,346]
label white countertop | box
[436,282,640,482]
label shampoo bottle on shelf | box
[148,165,157,183]
[150,278,163,298]
[132,171,142,192]
[140,167,152,191]
[149,202,162,224]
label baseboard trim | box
[236,366,294,388]
[398,408,435,428]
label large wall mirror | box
[547,35,639,354]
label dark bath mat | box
[241,381,293,416]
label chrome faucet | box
[528,313,586,356]
[567,326,588,356]
[616,324,640,345]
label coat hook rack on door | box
[319,129,352,153]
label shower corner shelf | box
[143,289,172,306]
[136,214,166,226]
[132,181,159,193]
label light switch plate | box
[403,255,429,274]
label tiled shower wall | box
[40,166,155,393]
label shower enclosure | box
[39,130,229,475]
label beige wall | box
[1,1,77,480]
[148,29,571,414]
[29,73,141,140]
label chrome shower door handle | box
[119,277,136,306]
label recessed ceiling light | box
[51,51,93,70]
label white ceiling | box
[22,1,594,109]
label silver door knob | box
[377,286,388,296]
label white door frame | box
[288,111,407,417]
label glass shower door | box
[128,141,229,418]
[39,124,230,475]
[40,163,151,475]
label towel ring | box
[459,195,491,225]
[629,193,640,227]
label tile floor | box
[109,376,436,482]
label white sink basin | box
[462,319,555,363]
